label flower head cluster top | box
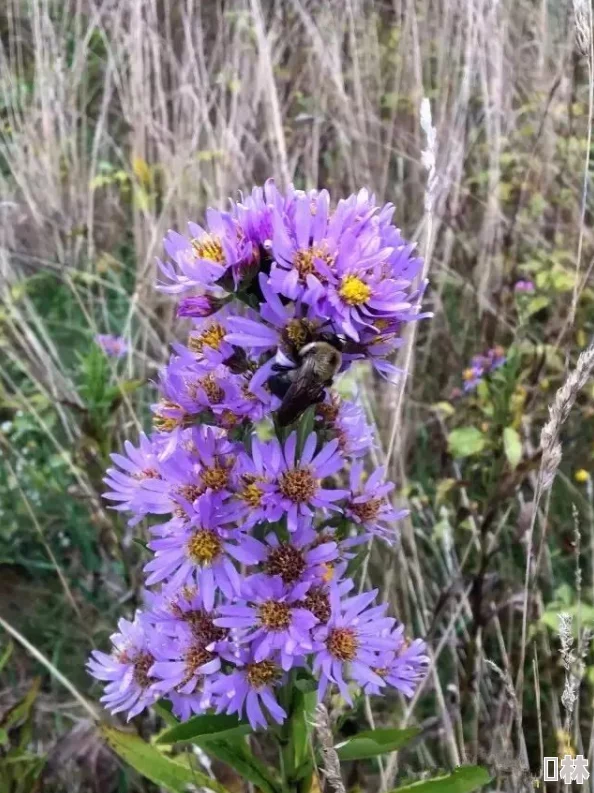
[461,346,507,393]
[88,181,429,729]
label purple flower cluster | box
[88,182,429,730]
[513,280,535,294]
[462,345,507,392]
[95,334,128,358]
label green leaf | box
[524,295,550,317]
[389,765,491,793]
[503,427,522,469]
[335,727,419,761]
[152,700,178,728]
[0,678,40,730]
[155,713,250,745]
[101,725,231,793]
[447,428,486,458]
[285,684,317,780]
[0,640,13,674]
[196,738,280,793]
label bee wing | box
[276,356,326,426]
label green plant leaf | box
[389,765,491,793]
[447,428,486,458]
[195,738,280,793]
[155,713,250,745]
[0,678,40,730]
[101,725,231,793]
[0,640,13,674]
[285,684,317,780]
[335,727,419,761]
[503,427,522,469]
[524,295,550,317]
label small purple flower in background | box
[87,613,158,720]
[95,333,128,358]
[513,280,535,293]
[89,180,429,728]
[462,345,506,392]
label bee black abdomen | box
[268,373,292,399]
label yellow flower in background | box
[575,469,590,484]
[556,728,575,758]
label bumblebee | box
[268,333,344,426]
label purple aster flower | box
[462,346,506,392]
[95,333,128,358]
[103,433,165,525]
[259,432,347,532]
[268,190,333,301]
[215,574,317,669]
[362,625,429,697]
[158,210,252,294]
[232,178,284,248]
[226,273,320,357]
[312,587,396,703]
[87,612,158,720]
[144,493,245,606]
[143,580,229,646]
[514,280,535,293]
[149,624,222,720]
[316,394,374,459]
[210,649,287,729]
[231,524,338,588]
[307,238,420,342]
[177,293,228,318]
[344,462,406,544]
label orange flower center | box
[265,544,306,584]
[326,627,358,661]
[187,530,222,564]
[192,234,225,263]
[258,600,291,631]
[339,275,371,306]
[279,468,317,503]
[246,660,280,689]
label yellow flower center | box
[192,234,225,263]
[265,544,306,584]
[303,586,331,623]
[198,374,225,404]
[279,468,317,503]
[184,609,227,643]
[462,368,476,382]
[184,644,214,676]
[153,400,192,433]
[240,476,264,508]
[246,660,280,689]
[293,246,333,281]
[189,322,226,354]
[200,464,230,491]
[132,651,155,688]
[187,530,222,564]
[327,627,358,661]
[321,563,334,583]
[177,484,204,503]
[258,600,291,631]
[339,275,372,306]
[350,497,382,523]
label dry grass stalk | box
[314,704,346,793]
